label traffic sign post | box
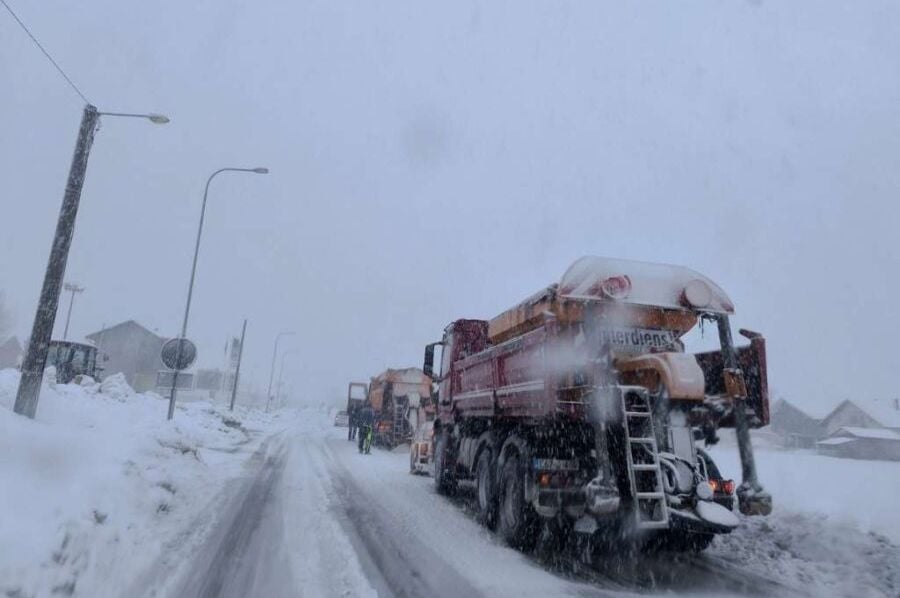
[163,337,197,420]
[161,338,197,371]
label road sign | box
[156,370,194,390]
[161,337,197,371]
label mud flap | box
[738,486,773,516]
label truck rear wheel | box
[434,429,457,495]
[498,452,538,550]
[475,449,498,528]
[646,530,715,553]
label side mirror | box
[423,343,436,378]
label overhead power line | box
[0,0,90,104]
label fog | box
[2,1,899,411]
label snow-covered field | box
[0,368,286,598]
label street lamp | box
[14,105,169,419]
[266,331,294,412]
[275,349,300,406]
[61,282,85,340]
[97,111,171,124]
[166,166,270,421]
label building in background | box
[85,321,167,392]
[818,399,900,437]
[816,398,900,461]
[817,427,900,461]
[769,399,820,448]
[0,336,22,369]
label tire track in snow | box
[319,441,487,598]
[174,435,293,598]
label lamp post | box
[166,167,269,420]
[275,349,300,406]
[61,282,85,340]
[228,318,247,412]
[266,331,294,412]
[14,105,168,418]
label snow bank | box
[710,435,900,542]
[0,368,281,598]
[708,439,900,596]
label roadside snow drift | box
[0,368,280,598]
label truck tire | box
[475,449,498,528]
[434,429,457,495]
[498,452,538,550]
[646,530,714,553]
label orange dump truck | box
[367,368,433,449]
[424,256,772,552]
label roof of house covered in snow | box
[831,426,900,441]
[853,399,900,429]
[820,398,900,432]
[817,437,856,446]
[85,320,164,342]
[770,399,821,437]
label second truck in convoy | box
[423,256,772,552]
[365,368,433,449]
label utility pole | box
[13,105,168,419]
[62,282,85,340]
[266,331,294,412]
[15,106,98,418]
[167,166,268,421]
[229,319,247,411]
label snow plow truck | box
[424,256,772,552]
[366,368,433,449]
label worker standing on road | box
[358,404,375,454]
[348,404,358,441]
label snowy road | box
[158,414,818,598]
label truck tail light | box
[708,479,736,495]
[538,472,552,487]
[600,275,632,300]
[682,279,712,308]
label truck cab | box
[45,340,104,384]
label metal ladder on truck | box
[390,398,410,448]
[621,387,669,529]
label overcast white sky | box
[2,0,899,413]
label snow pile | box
[98,372,135,400]
[708,440,900,596]
[710,512,900,596]
[0,368,280,598]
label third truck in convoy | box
[423,256,772,552]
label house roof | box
[832,426,900,441]
[817,437,856,446]
[820,398,900,430]
[770,399,821,437]
[854,399,900,429]
[85,320,163,342]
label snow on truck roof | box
[559,256,735,314]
